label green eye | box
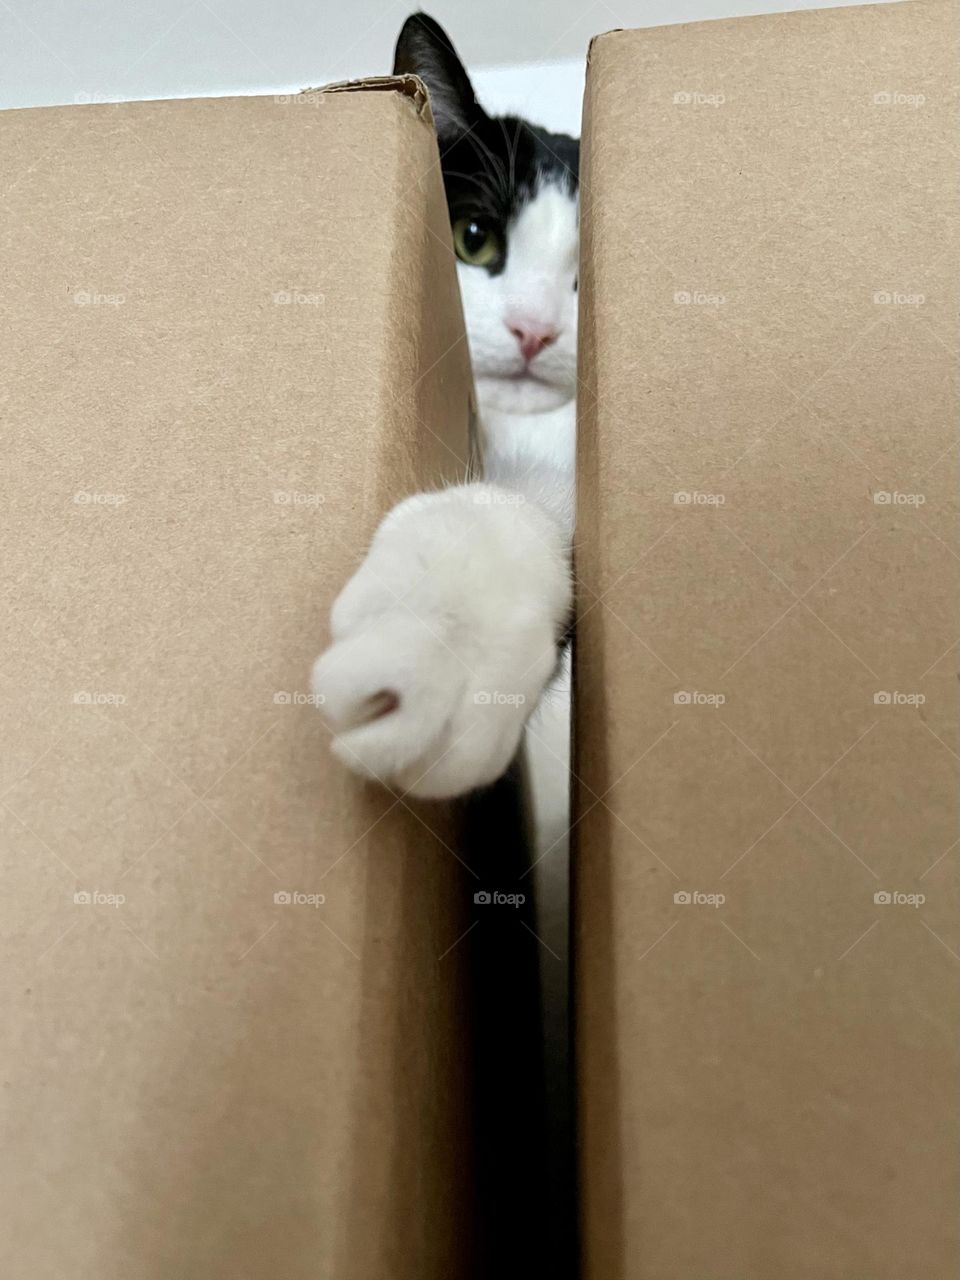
[453,217,501,267]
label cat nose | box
[507,321,558,363]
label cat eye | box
[452,217,502,268]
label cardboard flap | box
[576,2,959,1276]
[305,73,433,126]
[0,81,473,1280]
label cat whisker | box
[498,116,523,198]
[462,130,510,200]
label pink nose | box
[508,322,558,363]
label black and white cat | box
[312,13,578,803]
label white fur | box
[460,182,578,415]
[312,177,578,800]
[311,483,570,798]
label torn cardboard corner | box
[0,84,475,1278]
[312,73,433,123]
[576,2,959,1278]
[585,28,622,63]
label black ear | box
[394,12,481,141]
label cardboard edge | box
[585,29,623,64]
[301,74,434,128]
[584,0,928,64]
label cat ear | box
[393,13,482,143]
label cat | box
[311,12,579,805]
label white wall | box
[2,0,900,129]
[474,60,584,138]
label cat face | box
[395,14,579,415]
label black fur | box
[394,12,579,275]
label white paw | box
[311,484,571,799]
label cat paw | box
[310,484,571,799]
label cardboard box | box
[575,2,959,1276]
[0,79,477,1278]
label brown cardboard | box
[0,81,477,1278]
[575,3,959,1277]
